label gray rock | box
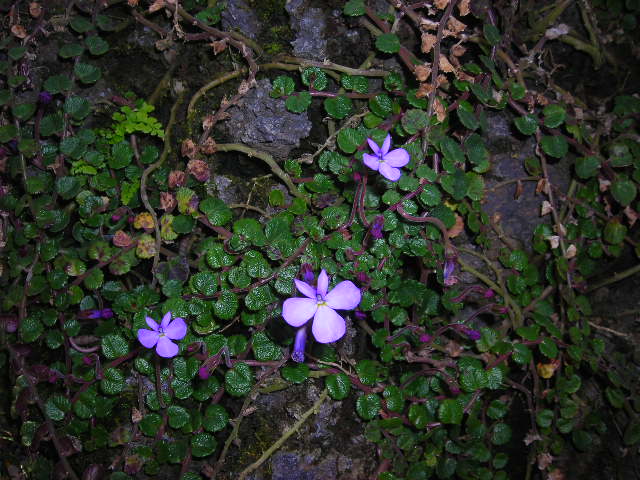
[224,79,312,159]
[286,0,327,61]
[221,0,261,40]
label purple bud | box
[353,172,362,182]
[82,356,94,366]
[111,214,122,222]
[419,334,432,343]
[496,306,509,314]
[301,263,315,284]
[354,310,367,321]
[371,215,384,239]
[443,258,457,286]
[450,386,462,395]
[38,91,53,105]
[292,326,307,363]
[100,308,114,319]
[79,309,102,319]
[355,271,370,286]
[484,289,495,298]
[198,366,209,380]
[463,327,481,341]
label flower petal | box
[381,134,391,155]
[312,306,346,343]
[164,317,187,340]
[156,336,179,358]
[160,311,172,329]
[379,163,402,182]
[145,317,159,331]
[282,298,318,327]
[363,153,380,172]
[367,138,380,154]
[325,280,362,310]
[317,269,329,298]
[138,329,159,349]
[294,279,316,299]
[383,148,410,167]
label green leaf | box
[270,75,295,98]
[460,368,488,392]
[200,197,232,226]
[536,409,554,428]
[85,35,109,55]
[224,362,253,397]
[337,127,366,154]
[301,67,328,91]
[376,33,401,53]
[487,400,508,419]
[214,290,238,320]
[251,332,282,361]
[604,219,627,244]
[539,337,558,358]
[285,92,312,113]
[12,103,36,121]
[58,43,85,58]
[356,393,382,420]
[457,104,479,130]
[167,406,190,429]
[0,124,18,143]
[383,386,405,413]
[341,74,368,93]
[438,399,463,424]
[514,115,538,135]
[543,104,566,128]
[611,179,637,206]
[70,16,94,33]
[233,218,266,246]
[191,432,217,457]
[45,395,71,421]
[324,95,353,119]
[491,423,512,445]
[64,96,91,120]
[343,0,366,16]
[74,62,101,84]
[100,367,125,395]
[483,24,502,46]
[624,420,640,446]
[401,109,429,135]
[101,334,129,360]
[281,363,310,384]
[326,373,351,400]
[203,404,229,432]
[9,46,27,60]
[369,93,393,118]
[140,413,162,436]
[512,344,532,364]
[0,89,10,106]
[44,74,72,94]
[540,135,568,158]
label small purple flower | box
[301,263,315,284]
[370,215,384,239]
[484,289,495,299]
[443,258,458,286]
[459,326,481,341]
[282,269,361,344]
[292,326,307,363]
[198,366,210,380]
[79,308,113,319]
[38,91,53,105]
[363,134,410,182]
[137,312,187,358]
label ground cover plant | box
[1,0,639,479]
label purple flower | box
[301,263,315,284]
[38,91,53,105]
[292,326,307,363]
[198,366,210,380]
[460,326,481,341]
[282,269,361,344]
[363,134,410,182]
[370,215,384,239]
[137,312,187,358]
[79,308,114,319]
[443,258,457,286]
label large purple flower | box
[363,134,410,182]
[282,269,361,344]
[137,312,187,358]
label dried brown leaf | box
[11,25,27,39]
[168,170,186,189]
[448,214,464,238]
[435,0,449,9]
[458,0,470,16]
[181,139,199,159]
[421,33,437,53]
[149,0,165,12]
[446,16,466,35]
[439,54,456,73]
[414,64,431,82]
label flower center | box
[377,152,384,163]
[158,327,165,337]
[316,294,327,306]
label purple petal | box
[160,311,172,329]
[367,138,380,154]
[294,279,316,299]
[381,134,391,155]
[379,163,402,181]
[282,298,318,327]
[145,317,159,331]
[312,306,346,343]
[156,336,179,358]
[164,317,187,340]
[325,280,362,310]
[317,269,329,298]
[383,148,410,167]
[363,154,381,172]
[138,329,160,348]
